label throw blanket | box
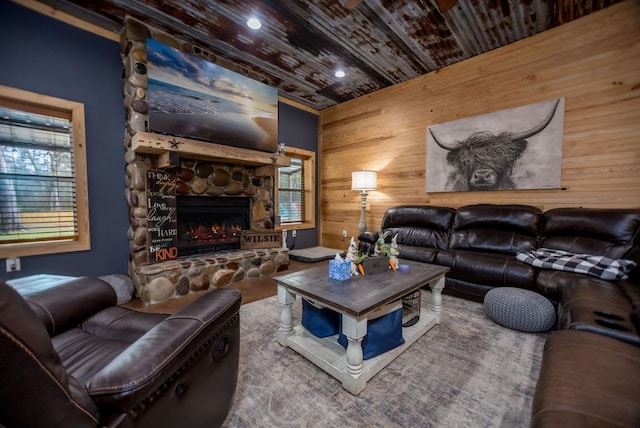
[516,248,637,281]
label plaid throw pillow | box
[516,248,637,281]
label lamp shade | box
[351,170,377,191]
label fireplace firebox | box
[177,196,251,256]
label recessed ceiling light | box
[247,17,261,30]
[335,70,346,78]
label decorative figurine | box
[373,230,391,256]
[389,233,400,271]
[346,236,360,276]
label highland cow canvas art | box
[426,98,565,193]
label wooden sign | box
[146,170,178,263]
[240,230,282,249]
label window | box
[0,85,90,258]
[277,146,315,229]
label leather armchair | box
[0,276,241,427]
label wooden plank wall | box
[319,0,640,250]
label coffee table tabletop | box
[274,259,450,395]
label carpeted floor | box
[222,292,549,428]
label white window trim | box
[276,146,316,230]
[0,85,90,258]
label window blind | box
[0,107,78,244]
[278,157,304,223]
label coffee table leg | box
[277,285,296,346]
[341,315,368,394]
[429,276,446,323]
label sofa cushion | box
[0,279,99,427]
[450,204,541,254]
[531,330,640,428]
[438,250,536,289]
[557,279,639,346]
[380,205,455,250]
[541,208,640,259]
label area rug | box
[222,293,549,427]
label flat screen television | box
[146,38,278,153]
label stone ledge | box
[132,247,289,305]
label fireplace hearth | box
[177,196,250,256]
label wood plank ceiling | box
[36,0,621,111]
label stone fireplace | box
[121,18,289,305]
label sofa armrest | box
[86,288,241,423]
[25,277,117,336]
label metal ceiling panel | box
[34,0,621,110]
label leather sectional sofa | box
[0,276,241,427]
[359,204,640,427]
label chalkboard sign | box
[146,170,178,263]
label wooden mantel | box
[132,131,291,167]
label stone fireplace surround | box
[121,18,289,305]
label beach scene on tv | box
[146,38,278,153]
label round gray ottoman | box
[484,287,556,332]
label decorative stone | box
[175,181,190,194]
[211,269,235,287]
[231,170,244,181]
[125,149,137,164]
[206,185,224,196]
[124,18,151,43]
[155,32,181,49]
[133,249,148,266]
[190,177,207,194]
[140,287,151,305]
[128,72,146,88]
[135,87,147,99]
[246,268,261,278]
[195,163,213,178]
[181,160,195,168]
[244,185,256,196]
[273,252,287,265]
[263,176,273,191]
[227,262,239,270]
[147,277,175,303]
[211,169,231,186]
[131,100,148,114]
[131,49,146,63]
[176,276,189,295]
[177,168,194,181]
[134,62,147,74]
[232,268,245,283]
[252,200,268,221]
[133,207,146,218]
[189,274,208,292]
[260,261,275,275]
[128,162,148,191]
[138,263,166,275]
[224,181,244,195]
[206,264,220,274]
[133,227,147,246]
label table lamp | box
[351,170,377,233]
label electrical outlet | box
[342,230,347,238]
[292,230,297,238]
[6,257,21,272]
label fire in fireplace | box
[177,196,251,256]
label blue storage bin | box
[337,306,405,360]
[302,298,340,337]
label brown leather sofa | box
[359,204,640,427]
[0,276,241,427]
